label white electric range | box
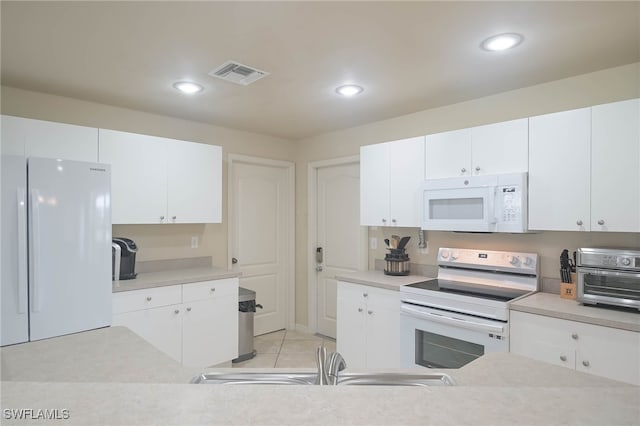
[400,247,539,369]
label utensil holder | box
[384,248,410,276]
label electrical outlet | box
[419,241,429,255]
[191,236,199,248]
[369,237,377,250]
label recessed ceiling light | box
[481,33,524,51]
[336,84,364,97]
[173,81,204,94]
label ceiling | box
[1,2,639,141]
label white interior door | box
[229,157,293,336]
[316,162,364,339]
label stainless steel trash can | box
[232,287,262,363]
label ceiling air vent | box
[208,61,270,86]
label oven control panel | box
[439,248,538,273]
[578,248,640,271]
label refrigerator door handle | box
[30,190,42,312]
[17,188,27,314]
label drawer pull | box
[210,288,216,292]
[582,360,590,367]
[571,333,578,340]
[174,309,180,314]
[186,307,192,312]
[560,355,567,362]
[358,308,363,313]
[146,297,152,302]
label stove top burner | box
[405,279,531,302]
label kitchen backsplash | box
[368,226,640,282]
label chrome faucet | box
[325,351,347,385]
[315,344,347,386]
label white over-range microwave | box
[421,172,530,233]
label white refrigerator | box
[1,156,112,346]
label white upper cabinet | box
[528,99,640,232]
[590,98,640,232]
[1,115,98,161]
[360,136,425,227]
[425,119,528,179]
[471,118,529,175]
[98,129,222,224]
[528,108,591,231]
[425,128,471,178]
[166,140,222,224]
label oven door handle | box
[401,305,505,334]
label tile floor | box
[232,330,336,368]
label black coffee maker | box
[112,237,138,280]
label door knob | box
[232,258,238,264]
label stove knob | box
[450,252,459,261]
[523,257,534,267]
[440,250,450,260]
[509,256,519,265]
[621,258,631,267]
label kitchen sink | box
[190,371,455,386]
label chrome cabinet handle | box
[597,219,605,225]
[382,219,387,224]
[582,360,590,367]
[210,288,216,292]
[576,220,583,226]
[367,310,373,315]
[146,297,152,301]
[571,333,578,340]
[186,307,191,312]
[358,308,363,312]
[363,293,368,298]
[172,216,177,221]
[232,258,238,264]
[174,309,180,314]
[391,219,397,224]
[560,355,567,362]
[160,216,165,221]
[461,168,466,173]
[475,166,480,172]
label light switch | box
[191,236,199,248]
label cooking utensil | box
[384,239,390,249]
[390,235,400,249]
[397,236,411,250]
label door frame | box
[227,154,296,331]
[307,155,367,334]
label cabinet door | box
[591,99,640,232]
[364,289,400,368]
[166,140,222,223]
[388,136,425,227]
[112,304,182,362]
[336,282,367,368]
[1,115,27,155]
[98,129,168,224]
[471,118,528,175]
[425,128,472,178]
[182,295,238,368]
[24,118,98,162]
[360,143,390,226]
[575,322,640,386]
[528,108,591,231]
[510,311,575,369]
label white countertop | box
[335,270,433,291]
[112,267,241,293]
[511,292,640,332]
[2,327,639,425]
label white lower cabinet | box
[510,311,640,385]
[112,278,238,369]
[336,281,400,369]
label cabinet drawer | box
[182,278,238,303]
[112,285,182,314]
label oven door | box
[577,267,640,309]
[400,303,509,369]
